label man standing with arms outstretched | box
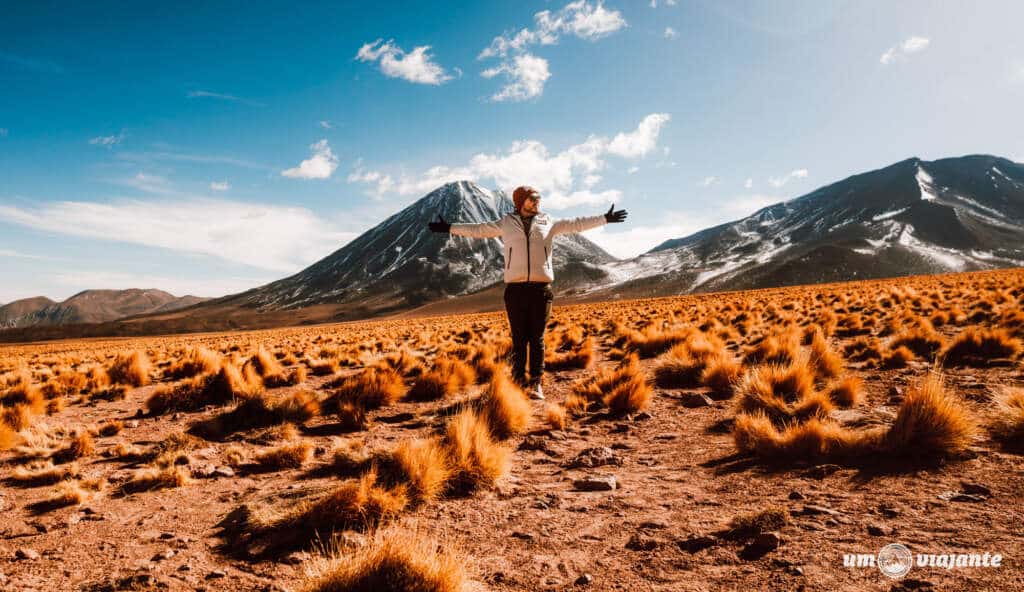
[427,185,627,399]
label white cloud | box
[880,36,930,65]
[479,1,626,101]
[347,113,670,210]
[627,166,639,174]
[89,131,127,148]
[664,27,678,39]
[356,39,454,85]
[482,53,551,102]
[768,168,809,188]
[0,248,50,260]
[209,181,230,191]
[744,178,753,189]
[700,176,719,187]
[607,113,671,157]
[186,90,263,107]
[319,120,333,129]
[282,139,338,180]
[0,198,355,273]
[649,0,676,6]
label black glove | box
[427,215,451,233]
[604,204,627,223]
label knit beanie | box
[512,186,537,212]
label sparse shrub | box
[9,462,81,486]
[337,401,370,432]
[98,420,123,437]
[107,351,151,386]
[381,438,453,504]
[879,345,915,369]
[735,363,831,425]
[743,329,801,366]
[727,507,790,539]
[146,364,263,415]
[302,528,465,592]
[882,375,976,460]
[120,466,191,493]
[991,387,1024,451]
[165,347,221,380]
[254,440,314,470]
[563,394,590,417]
[479,374,531,439]
[825,376,862,408]
[807,329,843,380]
[624,325,691,358]
[701,354,741,399]
[406,370,456,402]
[331,366,405,410]
[888,321,945,361]
[444,408,510,493]
[546,338,594,371]
[52,432,95,464]
[545,404,567,430]
[604,371,653,415]
[941,328,1023,367]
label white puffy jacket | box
[450,212,607,284]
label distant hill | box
[0,290,209,328]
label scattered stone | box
[788,491,805,500]
[573,475,618,491]
[511,531,535,541]
[960,482,992,497]
[610,442,634,451]
[878,505,900,518]
[677,534,718,553]
[892,578,935,591]
[178,563,192,572]
[799,504,840,516]
[283,551,312,565]
[654,433,679,441]
[213,466,235,478]
[206,569,227,580]
[610,423,631,434]
[679,392,713,408]
[152,549,176,561]
[15,548,40,561]
[625,534,660,551]
[803,464,842,479]
[638,519,669,530]
[547,430,568,441]
[520,436,556,455]
[867,524,893,537]
[633,411,652,421]
[126,420,140,428]
[565,447,622,469]
[938,491,986,503]
[575,573,594,586]
[740,532,782,560]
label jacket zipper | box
[507,247,512,269]
[520,216,531,282]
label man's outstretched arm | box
[551,204,628,236]
[427,215,502,238]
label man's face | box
[520,192,541,216]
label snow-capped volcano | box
[223,181,615,311]
[585,155,1024,297]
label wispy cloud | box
[186,89,264,107]
[481,53,550,102]
[356,39,455,85]
[89,131,127,148]
[479,1,626,102]
[0,248,53,261]
[347,112,670,210]
[281,139,339,180]
[116,150,272,171]
[700,176,719,187]
[0,51,63,74]
[768,168,808,188]
[319,120,334,129]
[663,27,678,39]
[880,36,930,65]
[209,181,230,191]
[0,198,355,273]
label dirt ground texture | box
[2,268,1024,592]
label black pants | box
[504,282,553,385]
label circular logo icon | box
[877,543,913,579]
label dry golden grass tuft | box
[331,366,405,410]
[165,347,221,380]
[701,354,742,399]
[991,387,1024,451]
[807,329,844,381]
[478,374,532,439]
[9,462,81,486]
[254,440,314,470]
[623,325,691,358]
[941,328,1023,367]
[51,432,95,464]
[146,363,264,415]
[544,403,567,430]
[382,438,453,504]
[406,370,457,402]
[107,350,151,386]
[732,413,877,465]
[743,329,802,366]
[98,420,123,437]
[735,362,832,425]
[282,469,409,538]
[879,345,916,369]
[444,408,510,493]
[888,320,946,361]
[563,393,590,417]
[301,527,465,592]
[120,466,191,494]
[882,374,977,460]
[824,376,863,408]
[545,337,594,371]
[727,507,790,539]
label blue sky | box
[2,0,1024,303]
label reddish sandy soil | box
[2,270,1024,592]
